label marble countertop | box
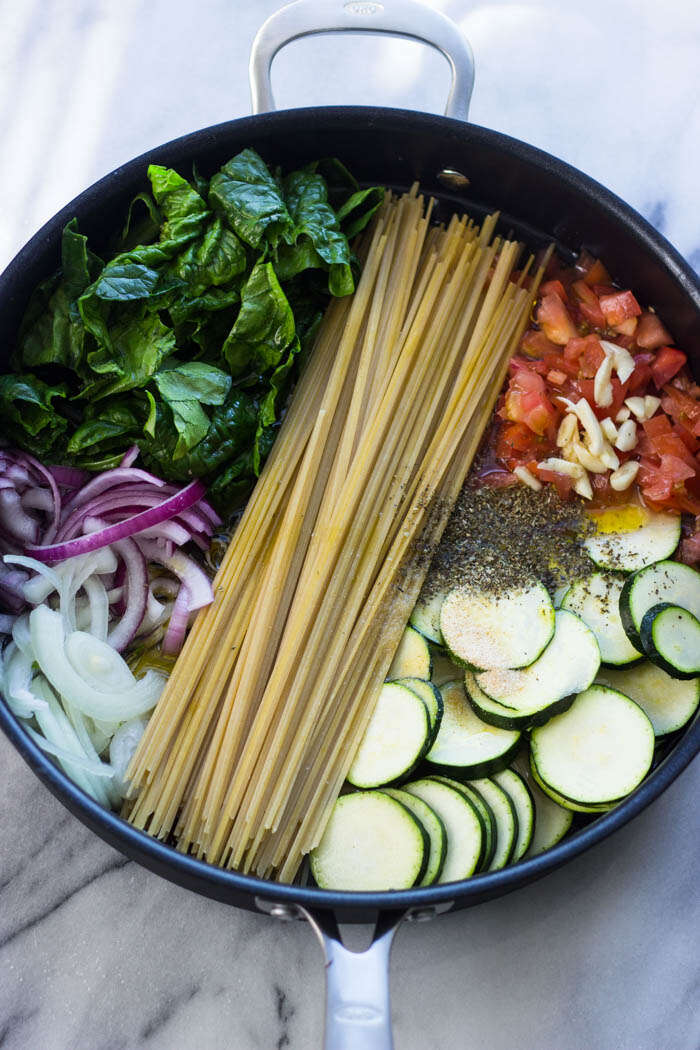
[0,2,698,1048]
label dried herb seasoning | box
[422,477,594,599]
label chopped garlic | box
[644,395,661,418]
[556,413,578,447]
[572,398,604,455]
[593,354,614,407]
[600,417,618,443]
[615,406,631,423]
[600,340,636,384]
[573,473,594,500]
[572,442,608,473]
[609,460,640,491]
[538,457,585,479]
[514,465,542,491]
[615,419,637,451]
[599,442,620,471]
[625,396,647,420]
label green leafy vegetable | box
[4,148,383,511]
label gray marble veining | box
[1,1,699,1048]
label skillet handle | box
[249,0,474,121]
[300,907,405,1050]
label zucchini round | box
[530,685,654,808]
[596,661,699,737]
[619,559,700,651]
[562,572,642,666]
[583,509,681,572]
[640,602,700,679]
[439,581,554,671]
[426,680,521,777]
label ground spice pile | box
[422,478,594,598]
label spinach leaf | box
[148,164,210,244]
[222,261,295,377]
[209,149,293,248]
[336,185,385,238]
[84,309,176,399]
[280,169,354,294]
[66,398,144,455]
[154,362,233,460]
[141,390,259,482]
[174,218,246,295]
[154,361,231,405]
[0,374,68,456]
[15,221,96,371]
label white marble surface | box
[0,1,699,1048]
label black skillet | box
[0,2,698,1047]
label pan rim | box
[1,103,698,914]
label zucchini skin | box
[619,572,643,651]
[465,679,576,731]
[640,602,700,680]
[424,733,522,780]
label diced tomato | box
[536,294,578,345]
[564,334,602,368]
[650,432,697,471]
[498,422,541,455]
[613,316,638,337]
[642,414,672,440]
[626,353,655,394]
[536,466,574,500]
[662,385,700,437]
[673,423,699,455]
[635,311,672,350]
[543,351,580,378]
[520,329,560,358]
[580,339,606,378]
[577,254,611,288]
[547,369,567,386]
[598,290,641,327]
[540,279,568,302]
[571,280,606,329]
[650,347,687,388]
[504,367,560,437]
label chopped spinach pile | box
[4,151,383,513]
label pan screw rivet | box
[268,904,297,920]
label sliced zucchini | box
[439,581,554,671]
[387,625,432,681]
[511,754,573,857]
[492,768,534,862]
[431,646,458,687]
[476,610,600,718]
[596,661,700,736]
[382,787,446,886]
[397,677,444,747]
[583,508,681,572]
[620,559,700,651]
[426,680,521,777]
[466,777,518,870]
[464,671,540,730]
[529,760,612,814]
[640,603,700,679]
[346,682,430,788]
[310,791,427,890]
[431,776,496,872]
[410,589,446,645]
[404,777,484,882]
[562,572,641,666]
[530,685,654,808]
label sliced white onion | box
[82,575,109,641]
[109,716,147,795]
[5,554,62,603]
[11,614,32,656]
[30,605,165,721]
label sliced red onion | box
[0,613,15,634]
[25,480,206,563]
[136,520,192,546]
[21,489,55,513]
[0,490,40,545]
[16,452,61,543]
[119,445,140,469]
[161,583,191,655]
[61,467,167,517]
[49,465,89,489]
[105,537,148,652]
[0,563,30,613]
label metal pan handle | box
[301,907,404,1050]
[249,0,475,121]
